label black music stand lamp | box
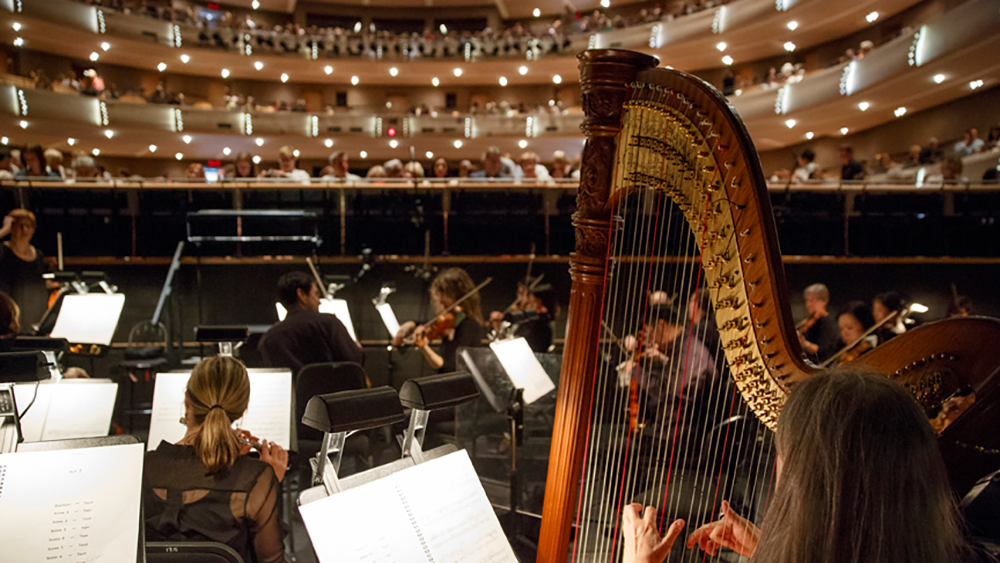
[0,351,53,453]
[398,371,480,463]
[195,326,250,357]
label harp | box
[538,49,1000,563]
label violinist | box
[833,301,877,367]
[872,291,907,344]
[796,283,839,364]
[393,268,487,373]
[489,279,558,353]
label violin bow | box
[305,257,331,299]
[434,277,493,320]
[819,309,901,368]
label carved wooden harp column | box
[537,49,658,563]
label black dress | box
[0,243,46,329]
[803,315,839,364]
[516,318,553,353]
[143,442,285,563]
[439,316,486,373]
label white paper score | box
[50,293,126,345]
[490,337,556,404]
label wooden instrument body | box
[537,48,1000,563]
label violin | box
[796,313,820,336]
[413,311,465,348]
[835,339,873,366]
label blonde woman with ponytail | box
[144,356,288,563]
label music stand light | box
[372,285,401,338]
[398,372,479,462]
[195,325,249,356]
[0,351,52,453]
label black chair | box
[146,542,244,563]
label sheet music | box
[13,380,118,442]
[376,303,401,337]
[300,450,517,563]
[0,442,144,563]
[147,369,291,451]
[50,293,126,345]
[490,337,556,404]
[320,298,357,342]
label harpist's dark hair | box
[751,368,962,563]
[276,271,316,309]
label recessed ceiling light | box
[552,74,562,84]
[783,42,796,52]
[439,24,448,34]
[432,77,440,86]
[519,140,528,149]
[389,67,398,77]
[280,73,288,83]
[180,54,190,63]
[840,127,849,135]
[969,79,984,90]
[89,52,99,62]
[12,23,21,32]
[101,42,110,51]
[786,21,798,30]
[157,62,167,72]
[533,8,540,17]
[716,42,726,52]
[92,148,100,156]
[221,68,230,78]
[19,120,28,129]
[858,102,870,111]
[254,61,263,71]
[351,76,359,85]
[251,0,259,9]
[426,151,434,159]
[454,68,463,77]
[67,138,76,146]
[933,74,946,84]
[519,66,528,75]
[223,147,231,155]
[182,135,192,144]
[785,119,796,128]
[499,76,508,86]
[149,144,157,152]
[721,55,734,65]
[252,155,261,163]
[293,149,300,157]
[600,0,609,7]
[894,107,907,117]
[324,65,332,75]
[354,22,362,33]
[324,139,333,148]
[104,129,114,139]
[13,37,24,47]
[175,153,183,160]
[256,138,264,146]
[805,132,814,139]
[453,140,463,148]
[359,151,367,159]
[866,11,879,23]
[389,140,398,148]
[0,137,7,145]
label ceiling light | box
[432,77,440,86]
[104,129,114,139]
[221,147,230,155]
[894,107,907,117]
[324,139,333,148]
[721,55,734,65]
[858,102,870,111]
[840,127,849,135]
[519,66,528,75]
[552,74,562,84]
[67,138,76,146]
[386,101,392,109]
[255,138,264,146]
[148,144,157,152]
[0,137,7,145]
[157,62,167,72]
[600,0,609,7]
[100,42,110,51]
[280,73,288,83]
[324,65,332,75]
[499,76,508,86]
[389,140,398,148]
[354,22,361,33]
[440,24,448,33]
[425,151,434,159]
[453,140,463,148]
[180,54,190,63]
[533,8,541,17]
[359,151,367,159]
[786,21,798,30]
[252,155,261,163]
[182,135,192,144]
[933,74,946,84]
[13,37,23,47]
[12,23,21,32]
[254,61,263,70]
[351,76,359,85]
[175,152,183,160]
[716,42,726,52]
[805,132,814,139]
[783,42,796,52]
[19,120,27,129]
[92,148,99,156]
[221,68,230,78]
[89,52,99,62]
[866,11,879,23]
[969,79,984,90]
[785,119,796,128]
[293,149,300,157]
[389,67,399,77]
[251,0,259,8]
[454,68,463,77]
[518,140,528,149]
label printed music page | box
[300,450,517,563]
[0,442,144,563]
[14,380,118,442]
[490,337,556,404]
[147,369,291,451]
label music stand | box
[275,299,357,342]
[50,293,126,347]
[195,325,249,357]
[0,351,52,453]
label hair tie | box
[209,404,225,412]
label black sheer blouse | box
[143,442,285,563]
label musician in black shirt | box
[259,271,363,374]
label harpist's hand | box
[259,440,288,483]
[686,500,760,558]
[622,504,685,563]
[393,321,416,346]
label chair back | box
[146,541,244,563]
[295,362,368,443]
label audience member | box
[458,160,472,178]
[324,151,361,181]
[259,146,310,183]
[185,163,206,180]
[0,147,13,180]
[14,146,60,179]
[44,148,66,179]
[383,159,405,178]
[954,128,984,157]
[919,137,944,164]
[405,161,425,178]
[365,165,386,178]
[551,150,570,179]
[432,157,449,178]
[905,145,922,168]
[791,149,821,183]
[985,126,1000,150]
[72,155,99,179]
[518,151,551,180]
[230,152,257,178]
[470,146,510,179]
[925,157,968,185]
[839,146,865,181]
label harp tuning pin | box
[740,229,751,236]
[744,254,754,263]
